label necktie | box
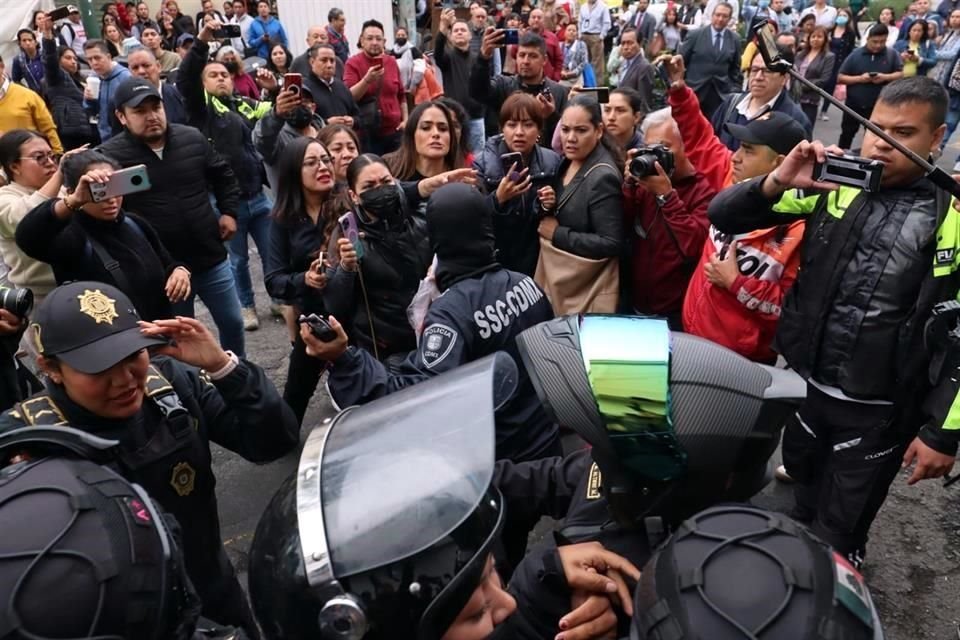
[714,31,722,52]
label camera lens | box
[0,287,33,318]
[131,175,143,186]
[630,154,657,178]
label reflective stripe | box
[833,437,862,452]
[943,389,960,431]
[933,201,960,278]
[796,413,817,438]
[771,187,821,215]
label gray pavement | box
[206,110,960,637]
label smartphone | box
[47,6,72,21]
[655,62,671,86]
[298,314,338,342]
[89,165,152,202]
[212,24,242,38]
[500,152,524,177]
[578,86,610,103]
[338,211,365,260]
[868,71,879,77]
[503,28,520,45]
[283,72,303,95]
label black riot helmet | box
[517,315,806,529]
[632,504,885,640]
[248,354,519,640]
[0,426,203,640]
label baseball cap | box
[725,111,809,156]
[68,5,79,13]
[113,77,162,109]
[31,282,167,374]
[176,32,195,47]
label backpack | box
[58,22,75,49]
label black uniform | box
[328,269,560,462]
[0,355,299,635]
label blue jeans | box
[172,259,246,358]
[942,92,960,151]
[467,118,486,154]
[227,192,273,308]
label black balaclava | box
[427,183,499,291]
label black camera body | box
[629,145,675,178]
[0,287,33,318]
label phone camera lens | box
[131,175,143,186]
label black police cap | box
[725,111,809,156]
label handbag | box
[358,73,385,135]
[534,163,619,314]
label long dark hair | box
[62,150,122,191]
[560,96,625,171]
[907,17,930,43]
[384,100,463,180]
[317,124,360,154]
[0,129,48,182]
[346,153,391,192]
[266,44,293,73]
[271,137,349,244]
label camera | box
[629,145,675,178]
[812,154,883,193]
[0,286,33,318]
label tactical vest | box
[11,365,224,595]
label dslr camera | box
[0,286,33,318]
[629,145,675,179]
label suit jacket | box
[619,55,655,112]
[553,144,624,259]
[680,26,741,95]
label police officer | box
[0,426,248,639]
[302,182,561,464]
[634,504,885,639]
[0,281,299,636]
[247,355,639,640]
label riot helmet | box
[0,426,202,640]
[248,354,519,640]
[516,315,805,528]
[632,504,885,640]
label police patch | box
[421,324,457,369]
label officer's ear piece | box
[318,593,368,640]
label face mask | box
[284,105,314,129]
[395,37,408,46]
[224,60,240,74]
[359,183,403,221]
[836,15,849,24]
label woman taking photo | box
[384,100,463,182]
[0,130,64,303]
[794,26,836,130]
[324,154,433,362]
[559,23,588,86]
[317,124,360,184]
[264,43,293,99]
[39,15,99,151]
[536,96,623,313]
[894,19,937,76]
[821,7,857,121]
[473,93,562,275]
[16,150,190,321]
[265,138,349,426]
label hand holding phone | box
[212,23,242,38]
[298,314,338,342]
[283,72,303,95]
[339,212,365,260]
[89,165,152,202]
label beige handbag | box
[535,163,620,315]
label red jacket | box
[508,29,563,81]
[623,171,715,316]
[668,84,732,193]
[682,222,804,363]
[343,53,406,136]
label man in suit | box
[617,28,654,113]
[624,0,657,49]
[680,2,741,118]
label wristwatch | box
[655,190,674,206]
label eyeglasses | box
[19,152,58,165]
[303,156,334,169]
[749,67,774,76]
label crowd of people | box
[2,0,960,637]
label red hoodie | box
[622,172,716,316]
[668,83,733,193]
[682,222,804,363]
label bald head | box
[306,24,328,47]
[529,8,546,31]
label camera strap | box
[83,217,150,296]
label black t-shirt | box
[838,46,903,108]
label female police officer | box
[0,280,299,637]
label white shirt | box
[232,13,255,47]
[735,89,781,119]
[800,4,838,27]
[579,0,612,38]
[60,18,87,57]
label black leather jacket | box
[473,135,563,275]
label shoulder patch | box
[421,324,458,369]
[586,462,603,500]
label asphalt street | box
[203,108,960,638]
